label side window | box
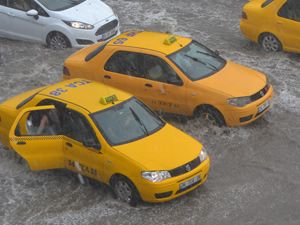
[143,54,183,85]
[104,51,142,77]
[16,109,62,136]
[62,109,99,146]
[261,0,274,8]
[0,0,7,6]
[8,0,31,11]
[278,2,300,22]
[30,0,49,17]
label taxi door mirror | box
[167,77,183,86]
[83,139,101,151]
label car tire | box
[259,33,282,52]
[111,175,140,206]
[195,105,226,127]
[46,32,71,50]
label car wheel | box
[260,33,282,52]
[112,176,139,206]
[46,32,70,50]
[195,105,225,127]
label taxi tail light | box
[63,66,70,76]
[242,11,248,19]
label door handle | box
[104,75,111,79]
[277,21,283,25]
[145,83,152,88]
[17,141,26,145]
[66,142,73,147]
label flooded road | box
[0,0,300,224]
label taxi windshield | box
[38,0,86,11]
[91,98,165,146]
[168,41,226,81]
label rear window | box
[261,0,274,8]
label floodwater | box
[0,0,299,224]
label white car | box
[0,0,120,49]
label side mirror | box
[26,9,39,20]
[167,76,183,86]
[83,139,101,151]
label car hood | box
[51,0,114,25]
[113,124,202,171]
[197,61,266,97]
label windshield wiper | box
[184,54,218,71]
[196,50,218,58]
[129,107,149,136]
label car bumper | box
[66,16,120,48]
[223,85,274,126]
[136,157,210,203]
[240,19,259,43]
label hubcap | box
[50,34,68,49]
[114,180,132,203]
[262,35,279,52]
[201,112,217,125]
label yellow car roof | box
[108,31,192,55]
[40,79,131,113]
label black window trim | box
[62,107,101,150]
[261,0,274,8]
[104,50,184,86]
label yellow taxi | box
[64,31,274,127]
[240,0,300,53]
[0,79,210,205]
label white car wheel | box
[47,32,70,49]
[261,34,282,52]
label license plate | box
[258,100,270,113]
[101,28,117,39]
[180,175,201,190]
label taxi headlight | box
[199,148,208,162]
[142,171,171,183]
[63,21,94,30]
[227,96,252,107]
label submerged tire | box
[260,33,282,52]
[46,32,70,49]
[195,105,226,127]
[111,176,140,206]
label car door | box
[102,50,150,103]
[5,0,49,42]
[276,0,300,51]
[139,53,187,114]
[9,105,65,170]
[61,106,104,181]
[102,50,187,113]
[0,1,10,36]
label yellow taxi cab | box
[63,31,274,127]
[0,78,210,205]
[240,0,300,53]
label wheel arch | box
[258,32,282,45]
[109,172,142,203]
[45,31,72,48]
[193,103,227,125]
[193,104,223,117]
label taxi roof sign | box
[100,94,118,105]
[163,35,177,45]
